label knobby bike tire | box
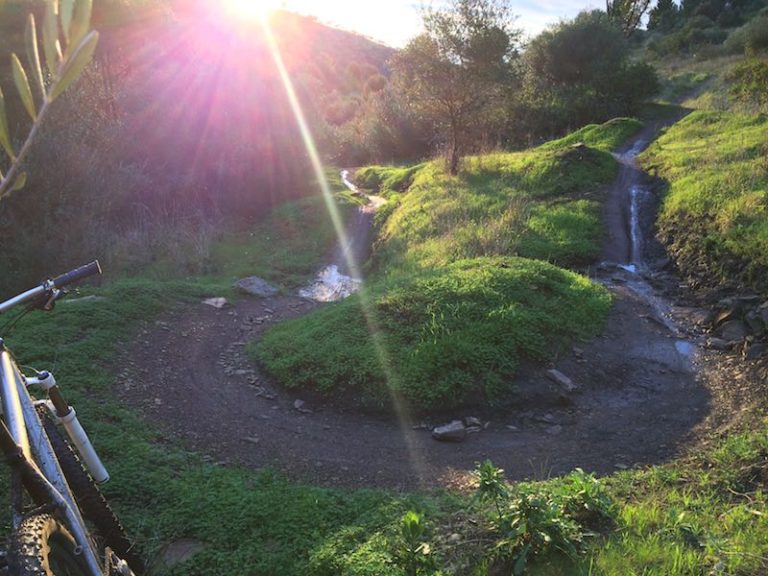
[7,513,90,576]
[37,407,144,573]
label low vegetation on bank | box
[252,120,639,411]
[641,109,768,294]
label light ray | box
[260,18,430,486]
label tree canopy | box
[392,0,521,174]
[514,10,659,137]
[606,0,654,36]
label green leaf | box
[69,0,92,49]
[61,0,75,44]
[25,15,46,99]
[42,1,62,75]
[0,87,15,160]
[51,30,98,101]
[512,544,530,576]
[11,54,37,120]
[11,172,27,193]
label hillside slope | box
[252,120,643,411]
[642,110,768,296]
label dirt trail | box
[116,125,752,491]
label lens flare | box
[259,18,431,486]
[224,0,279,22]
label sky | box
[268,0,604,47]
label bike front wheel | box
[37,407,143,573]
[8,513,90,576]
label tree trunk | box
[448,116,460,175]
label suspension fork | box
[0,345,104,576]
[27,370,110,484]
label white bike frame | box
[0,345,104,576]
[0,261,108,576]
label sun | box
[223,0,281,22]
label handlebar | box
[51,261,102,290]
[0,260,102,315]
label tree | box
[0,0,99,200]
[520,11,659,130]
[648,0,681,31]
[606,0,654,36]
[392,0,520,174]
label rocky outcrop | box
[707,296,768,359]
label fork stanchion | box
[46,384,110,484]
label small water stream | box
[611,137,697,368]
[299,171,384,302]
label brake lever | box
[25,288,67,312]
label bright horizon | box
[264,0,604,47]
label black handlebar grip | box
[51,260,102,289]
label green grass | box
[206,171,361,288]
[0,279,424,575]
[640,109,768,290]
[252,119,641,412]
[376,123,633,275]
[580,419,768,575]
[537,117,643,152]
[354,163,427,196]
[253,257,610,410]
[658,70,712,103]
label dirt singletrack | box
[115,124,758,491]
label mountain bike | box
[0,262,142,575]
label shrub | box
[724,13,768,54]
[395,511,434,576]
[727,58,768,110]
[472,463,616,575]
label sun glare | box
[224,0,279,22]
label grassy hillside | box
[251,120,641,411]
[255,257,610,410]
[641,103,768,294]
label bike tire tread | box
[7,513,88,576]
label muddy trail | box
[116,126,757,491]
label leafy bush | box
[519,10,659,133]
[253,257,611,411]
[395,511,434,576]
[727,58,768,110]
[724,13,768,54]
[472,462,615,575]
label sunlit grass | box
[640,109,768,287]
